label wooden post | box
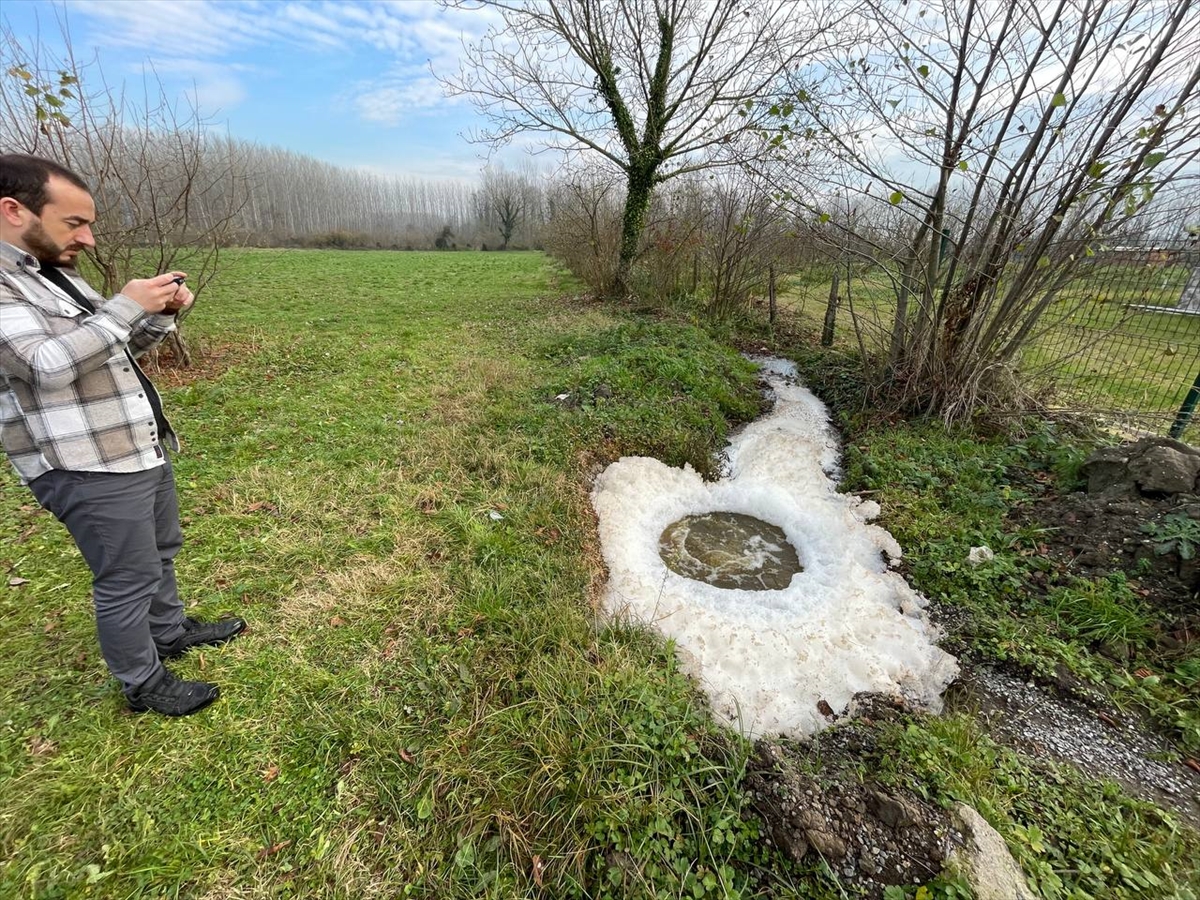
[821,270,840,347]
[768,264,777,325]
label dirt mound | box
[1018,436,1199,638]
[745,698,961,898]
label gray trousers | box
[30,457,188,693]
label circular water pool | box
[659,511,802,591]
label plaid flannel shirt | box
[0,240,179,485]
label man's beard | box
[23,219,83,266]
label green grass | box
[0,250,829,899]
[3,249,1197,899]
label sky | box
[0,0,530,184]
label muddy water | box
[659,511,802,591]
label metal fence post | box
[1169,366,1200,439]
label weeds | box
[1143,514,1200,561]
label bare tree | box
[700,176,789,319]
[439,0,839,294]
[543,166,625,289]
[479,165,525,249]
[1,25,250,366]
[755,0,1200,420]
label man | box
[0,154,245,717]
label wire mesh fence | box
[777,244,1200,441]
[1018,244,1200,441]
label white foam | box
[591,358,958,737]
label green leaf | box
[887,99,899,109]
[453,840,475,869]
[768,104,780,116]
[917,64,930,78]
[1087,160,1108,179]
[781,102,794,117]
[8,66,33,81]
[416,794,433,820]
[819,212,831,223]
[1051,92,1067,108]
[35,106,48,122]
[1143,151,1167,168]
[797,89,810,103]
[889,190,904,205]
[957,160,968,171]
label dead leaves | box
[256,839,291,861]
[532,854,545,887]
[262,764,280,783]
[27,735,58,757]
[534,526,562,546]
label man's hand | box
[163,279,194,313]
[120,272,189,314]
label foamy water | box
[591,357,958,736]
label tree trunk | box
[613,163,657,296]
[821,270,840,347]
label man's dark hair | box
[0,154,91,215]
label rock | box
[1082,446,1130,494]
[795,809,825,832]
[1129,446,1200,495]
[592,382,614,400]
[1099,639,1131,662]
[947,803,1036,900]
[868,790,921,829]
[806,827,848,859]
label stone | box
[1129,446,1200,495]
[1099,639,1131,662]
[868,790,921,829]
[947,803,1036,900]
[795,810,826,832]
[805,827,848,859]
[1081,446,1129,494]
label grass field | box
[1,250,1196,899]
[0,249,794,899]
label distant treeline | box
[224,142,548,251]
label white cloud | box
[354,74,459,124]
[48,0,493,123]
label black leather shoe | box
[158,616,247,660]
[127,668,219,716]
